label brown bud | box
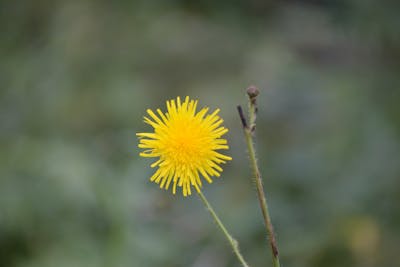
[246,85,259,98]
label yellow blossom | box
[137,96,232,196]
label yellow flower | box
[137,96,232,196]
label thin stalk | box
[197,191,250,267]
[244,128,280,267]
[237,86,281,267]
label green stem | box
[244,128,280,267]
[239,86,281,267]
[197,191,250,267]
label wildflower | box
[137,96,232,196]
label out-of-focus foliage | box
[1,1,399,267]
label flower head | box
[137,96,232,196]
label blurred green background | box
[1,1,400,267]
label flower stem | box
[197,191,250,267]
[237,86,281,267]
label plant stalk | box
[238,86,281,267]
[198,191,250,267]
[244,128,280,267]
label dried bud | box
[246,85,259,99]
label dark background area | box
[1,1,399,266]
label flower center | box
[166,123,206,165]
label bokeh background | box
[1,1,400,267]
